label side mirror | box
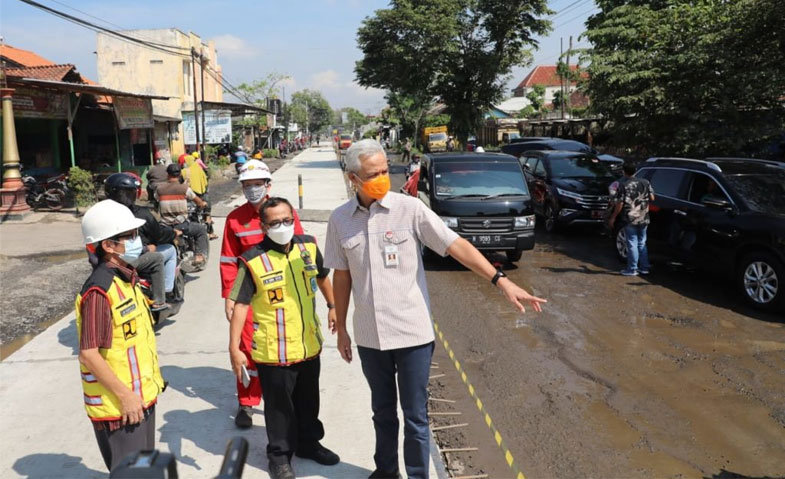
[522,163,531,171]
[702,197,733,210]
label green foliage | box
[263,149,279,159]
[289,89,333,133]
[214,155,230,167]
[235,72,290,105]
[516,105,536,119]
[525,84,546,114]
[422,114,451,128]
[583,0,785,157]
[355,0,551,144]
[67,166,96,209]
[335,107,370,128]
[363,128,379,139]
[384,91,431,147]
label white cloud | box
[212,34,257,59]
[310,70,341,90]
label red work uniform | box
[220,200,304,406]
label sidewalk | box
[0,146,444,478]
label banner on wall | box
[183,110,232,145]
[11,87,68,119]
[114,97,154,130]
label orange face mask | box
[357,174,390,200]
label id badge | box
[384,245,399,267]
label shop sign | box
[11,87,68,119]
[114,96,154,130]
[183,110,232,145]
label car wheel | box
[615,226,628,263]
[506,249,523,263]
[738,252,783,311]
[544,204,559,233]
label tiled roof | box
[5,64,80,82]
[514,65,585,90]
[0,44,56,68]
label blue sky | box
[0,0,595,114]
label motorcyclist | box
[105,173,180,310]
[156,164,210,269]
[146,152,169,206]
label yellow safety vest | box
[242,237,323,365]
[75,264,164,421]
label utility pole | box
[305,100,309,137]
[560,37,565,120]
[190,47,201,156]
[566,36,573,119]
[199,48,207,158]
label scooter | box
[138,249,186,327]
[22,172,68,210]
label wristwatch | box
[491,269,507,286]
[326,303,336,309]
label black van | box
[417,152,535,262]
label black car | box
[519,151,616,232]
[417,152,535,262]
[501,138,596,156]
[614,157,785,311]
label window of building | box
[150,59,163,64]
[183,61,192,96]
[112,61,126,66]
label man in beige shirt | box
[324,139,546,479]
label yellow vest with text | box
[242,237,323,365]
[75,264,164,421]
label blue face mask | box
[119,235,143,263]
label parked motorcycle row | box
[22,168,68,211]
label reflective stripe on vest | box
[244,240,322,365]
[235,229,263,238]
[75,274,164,420]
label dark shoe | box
[234,405,252,429]
[296,444,340,465]
[639,268,650,275]
[369,470,401,479]
[269,462,295,479]
[150,303,169,312]
[620,268,638,276]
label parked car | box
[417,152,535,262]
[613,157,785,311]
[519,151,616,233]
[502,138,596,156]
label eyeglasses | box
[266,218,294,228]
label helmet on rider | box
[105,173,141,208]
[238,159,272,183]
[192,151,200,159]
[81,199,145,245]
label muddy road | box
[387,159,785,478]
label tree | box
[335,107,371,128]
[525,84,546,116]
[384,91,432,147]
[583,0,785,157]
[355,0,551,144]
[234,72,290,129]
[289,90,333,134]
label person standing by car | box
[325,140,546,479]
[76,200,165,472]
[609,162,655,276]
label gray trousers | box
[131,251,165,304]
[93,405,156,472]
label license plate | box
[472,235,502,245]
[591,210,605,219]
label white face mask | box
[243,185,267,204]
[266,223,295,245]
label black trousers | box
[257,357,325,465]
[93,405,156,472]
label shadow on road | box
[57,318,79,356]
[13,453,104,478]
[294,160,340,169]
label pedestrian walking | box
[76,200,165,472]
[220,159,305,429]
[609,161,655,276]
[401,138,411,163]
[229,197,339,479]
[324,140,546,479]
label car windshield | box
[724,172,785,216]
[549,157,616,178]
[430,133,448,141]
[434,162,529,197]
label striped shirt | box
[324,192,459,350]
[155,180,196,226]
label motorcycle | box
[22,172,68,210]
[138,253,186,327]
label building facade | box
[96,29,224,157]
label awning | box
[153,114,182,123]
[7,77,170,100]
[183,100,272,115]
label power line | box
[552,6,598,30]
[551,0,592,20]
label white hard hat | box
[81,199,145,244]
[238,159,272,182]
